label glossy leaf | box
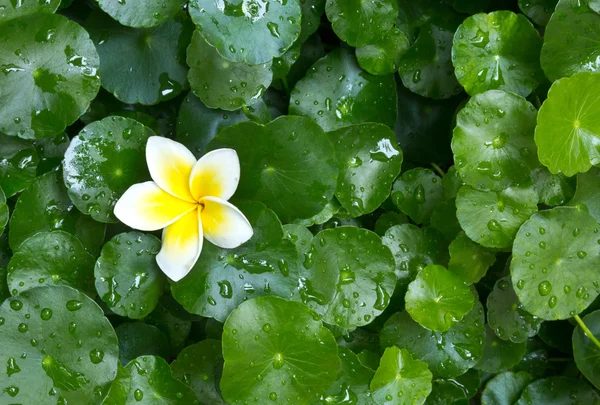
[481,371,533,405]
[515,376,600,405]
[34,132,70,176]
[356,28,410,76]
[115,322,170,366]
[97,0,186,28]
[0,133,39,197]
[0,188,7,237]
[573,310,600,390]
[568,167,600,221]
[448,232,496,285]
[0,0,60,22]
[518,0,558,26]
[391,168,444,225]
[475,326,527,373]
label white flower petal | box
[189,148,240,201]
[200,196,253,249]
[146,136,197,202]
[114,181,197,231]
[157,209,203,282]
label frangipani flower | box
[114,137,253,282]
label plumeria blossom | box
[114,137,253,282]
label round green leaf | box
[370,346,433,405]
[380,303,486,378]
[0,286,118,404]
[430,199,462,241]
[145,295,192,355]
[374,211,409,236]
[391,168,444,225]
[535,72,600,177]
[448,232,496,284]
[474,326,526,373]
[7,231,95,297]
[208,116,338,223]
[443,166,464,199]
[452,11,544,97]
[452,90,538,191]
[95,232,166,319]
[329,123,403,217]
[0,13,100,139]
[34,132,70,176]
[289,48,398,132]
[188,0,301,65]
[9,171,106,255]
[511,207,600,320]
[573,310,600,389]
[115,322,170,366]
[568,167,600,222]
[516,376,600,405]
[541,0,600,82]
[0,188,7,237]
[220,296,340,405]
[356,28,410,76]
[283,223,313,255]
[518,0,558,26]
[487,276,543,343]
[425,380,469,405]
[63,116,154,223]
[456,184,538,249]
[97,0,186,28]
[0,133,39,197]
[406,264,475,332]
[531,166,574,207]
[187,31,272,111]
[171,340,226,405]
[0,0,60,22]
[103,356,198,405]
[272,42,301,81]
[86,10,192,105]
[298,0,325,43]
[481,371,533,405]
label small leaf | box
[356,28,410,76]
[448,232,496,284]
[0,134,39,197]
[391,168,444,225]
[474,326,526,373]
[480,371,533,405]
[518,0,559,26]
[115,322,170,366]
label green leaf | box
[452,11,544,97]
[391,168,444,225]
[7,231,95,297]
[289,48,398,132]
[171,202,299,322]
[567,167,600,221]
[510,207,600,320]
[374,211,409,236]
[103,356,198,405]
[356,28,410,76]
[329,123,403,217]
[95,232,166,319]
[9,171,106,255]
[0,13,100,139]
[0,232,10,269]
[115,322,170,366]
[475,326,527,373]
[187,31,272,111]
[487,276,543,343]
[34,132,70,176]
[380,303,486,378]
[430,199,462,241]
[0,0,60,22]
[0,267,9,303]
[63,116,154,223]
[455,184,538,249]
[573,310,600,390]
[518,0,558,26]
[145,295,192,355]
[481,371,533,405]
[188,0,301,65]
[531,166,574,207]
[515,376,600,405]
[445,0,489,14]
[405,264,475,332]
[535,72,600,176]
[448,232,496,284]
[425,379,469,405]
[97,0,186,28]
[171,340,226,405]
[443,166,464,199]
[0,133,39,197]
[0,286,118,403]
[370,346,433,405]
[283,223,313,256]
[86,10,192,105]
[541,0,600,82]
[220,296,340,405]
[299,0,325,43]
[0,188,7,237]
[208,116,338,222]
[452,90,538,191]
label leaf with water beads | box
[0,13,100,139]
[95,232,166,320]
[145,295,193,354]
[391,168,444,225]
[97,0,186,28]
[431,199,462,241]
[474,326,526,373]
[531,166,575,207]
[0,133,39,197]
[448,232,496,284]
[511,207,600,320]
[518,0,558,26]
[0,286,118,404]
[573,310,600,390]
[356,28,410,76]
[103,356,198,405]
[515,376,600,405]
[220,296,340,405]
[452,11,544,97]
[0,0,60,23]
[374,211,409,236]
[567,167,600,221]
[34,132,70,176]
[298,0,325,43]
[115,322,170,365]
[481,371,533,405]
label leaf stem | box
[574,314,600,350]
[431,163,445,178]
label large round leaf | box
[7,231,95,297]
[208,116,338,223]
[456,184,538,249]
[97,0,186,28]
[448,232,496,285]
[518,0,558,26]
[356,28,410,76]
[511,207,600,320]
[0,286,118,404]
[515,376,600,405]
[329,123,403,217]
[452,90,538,191]
[452,11,544,97]
[325,0,398,47]
[188,0,301,65]
[573,310,600,389]
[9,171,106,254]
[95,232,166,319]
[0,0,60,22]
[481,371,533,405]
[0,133,39,197]
[187,31,272,111]
[289,48,397,132]
[115,322,170,365]
[391,168,444,225]
[568,167,600,222]
[541,0,600,82]
[535,72,600,177]
[474,326,526,373]
[220,296,340,405]
[63,116,154,223]
[0,14,100,139]
[86,10,192,105]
